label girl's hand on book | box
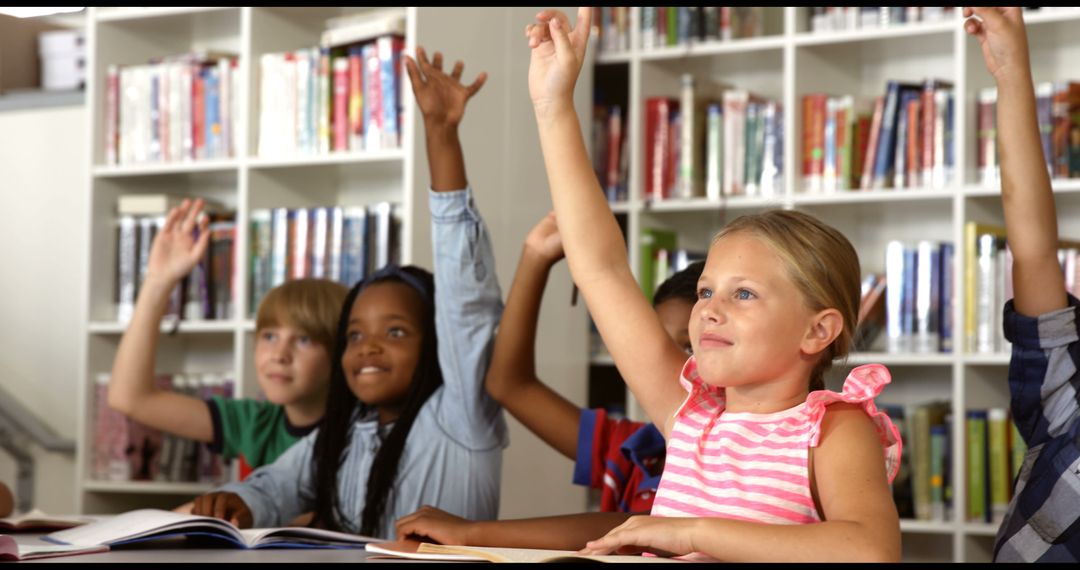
[526,7,591,119]
[404,46,486,130]
[191,492,253,529]
[963,7,1031,85]
[145,198,210,289]
[523,211,565,266]
[394,505,475,546]
[578,515,693,558]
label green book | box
[929,424,947,521]
[987,408,1010,523]
[967,410,989,523]
[1010,419,1026,479]
[911,401,949,520]
[639,228,677,302]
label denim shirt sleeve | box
[215,428,318,528]
[429,187,507,450]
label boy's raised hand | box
[526,7,591,117]
[145,198,210,288]
[523,211,564,265]
[404,46,486,129]
[964,7,1030,84]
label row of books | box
[962,223,1080,354]
[801,78,954,194]
[249,203,401,312]
[103,52,238,166]
[976,82,1080,188]
[645,78,784,201]
[884,402,1025,524]
[116,197,236,324]
[92,372,233,485]
[595,7,769,55]
[591,103,628,202]
[807,7,955,34]
[882,240,955,354]
[638,228,706,302]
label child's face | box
[341,281,424,421]
[254,324,332,407]
[689,232,819,390]
[655,298,694,355]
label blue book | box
[202,66,221,160]
[872,80,921,189]
[938,242,955,353]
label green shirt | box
[206,397,319,469]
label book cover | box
[366,540,686,563]
[0,535,106,562]
[0,509,95,532]
[967,409,989,523]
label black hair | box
[310,265,441,537]
[652,260,705,307]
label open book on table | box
[43,508,378,550]
[0,535,107,561]
[0,508,98,531]
[365,540,687,563]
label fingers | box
[572,5,593,48]
[969,6,1005,28]
[431,51,443,72]
[179,197,204,235]
[964,17,983,36]
[548,16,573,60]
[416,45,431,74]
[450,60,464,81]
[403,55,423,87]
[161,200,187,234]
[191,218,212,261]
[465,72,487,99]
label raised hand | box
[526,7,592,117]
[191,492,253,529]
[577,515,694,558]
[145,198,210,288]
[963,7,1030,83]
[404,46,487,129]
[395,505,475,546]
[523,211,564,266]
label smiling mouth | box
[357,366,389,375]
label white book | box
[0,535,106,562]
[366,540,686,563]
[705,103,723,200]
[45,509,377,550]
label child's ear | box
[801,308,843,356]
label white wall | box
[0,103,85,514]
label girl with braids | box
[190,46,507,538]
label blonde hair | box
[255,278,349,350]
[713,210,861,391]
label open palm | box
[146,198,210,286]
[404,46,486,128]
[526,7,592,116]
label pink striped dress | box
[650,357,901,560]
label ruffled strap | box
[674,356,725,416]
[804,364,902,484]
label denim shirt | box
[217,187,507,538]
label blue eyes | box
[697,288,755,301]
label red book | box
[802,93,827,192]
[851,114,872,190]
[363,42,383,151]
[605,105,623,201]
[859,95,885,190]
[332,56,349,152]
[348,46,363,151]
[905,98,921,188]
[644,97,676,200]
[192,66,205,160]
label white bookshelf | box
[76,6,588,522]
[588,7,1080,563]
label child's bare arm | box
[107,199,214,443]
[526,8,687,435]
[485,213,580,459]
[405,46,486,192]
[966,7,1066,316]
[396,505,634,550]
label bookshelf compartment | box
[963,365,1011,412]
[246,161,403,211]
[962,535,995,563]
[900,532,955,563]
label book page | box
[366,540,486,561]
[418,544,687,563]
[0,535,108,561]
[45,509,241,547]
[0,508,95,530]
[239,526,379,548]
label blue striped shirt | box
[216,187,507,538]
[994,295,1080,562]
